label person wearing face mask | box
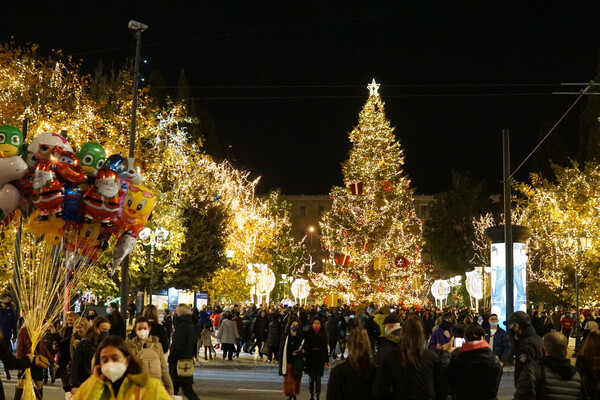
[428,313,453,354]
[70,316,111,394]
[304,317,328,400]
[72,335,171,400]
[106,302,126,340]
[484,313,511,387]
[279,318,306,400]
[125,317,173,395]
[56,312,82,393]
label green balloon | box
[77,142,106,170]
[0,124,23,156]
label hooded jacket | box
[125,336,173,394]
[72,371,171,400]
[512,324,543,386]
[514,356,581,399]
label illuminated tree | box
[318,80,424,304]
[516,162,600,306]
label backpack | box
[137,347,162,379]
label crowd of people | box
[0,293,597,399]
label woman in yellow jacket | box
[73,335,171,400]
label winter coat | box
[16,327,53,381]
[125,336,173,394]
[326,316,338,341]
[71,337,102,388]
[266,317,282,349]
[428,326,450,354]
[167,314,196,384]
[374,329,400,368]
[373,347,443,400]
[200,328,213,347]
[305,328,329,377]
[72,371,171,400]
[326,359,376,400]
[252,314,269,341]
[278,333,306,376]
[484,326,512,364]
[149,321,169,353]
[57,326,74,369]
[108,310,126,339]
[512,325,543,386]
[0,304,16,341]
[441,341,501,400]
[576,356,600,400]
[514,356,582,400]
[216,319,239,345]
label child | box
[201,323,215,360]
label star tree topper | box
[367,78,380,97]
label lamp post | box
[121,19,148,318]
[139,227,169,305]
[574,232,592,352]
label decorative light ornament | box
[367,79,381,97]
[291,278,310,305]
[246,263,275,305]
[431,279,450,307]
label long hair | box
[142,304,159,322]
[85,316,110,340]
[579,330,600,380]
[93,335,143,376]
[399,316,426,369]
[347,327,372,376]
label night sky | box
[4,1,600,195]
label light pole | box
[139,227,168,305]
[575,232,592,353]
[121,20,148,318]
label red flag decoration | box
[335,253,350,266]
[348,182,363,195]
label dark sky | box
[4,1,600,195]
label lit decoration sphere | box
[465,270,484,300]
[291,278,310,300]
[247,264,276,295]
[431,279,451,301]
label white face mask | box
[136,329,149,340]
[101,361,127,382]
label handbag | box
[176,359,194,377]
[260,341,269,354]
[291,338,305,378]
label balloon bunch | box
[0,124,157,275]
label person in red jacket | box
[561,312,575,340]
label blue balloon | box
[104,154,126,174]
[62,187,83,222]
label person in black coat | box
[106,302,126,339]
[441,323,501,400]
[168,304,200,400]
[326,327,375,400]
[0,330,32,400]
[266,313,282,362]
[374,314,401,368]
[305,317,329,400]
[506,311,543,387]
[278,318,306,400]
[252,310,269,359]
[326,313,339,359]
[373,315,443,400]
[576,330,600,400]
[70,316,110,394]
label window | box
[299,204,306,216]
[318,204,325,216]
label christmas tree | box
[317,80,424,304]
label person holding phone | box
[440,324,501,400]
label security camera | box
[128,20,148,32]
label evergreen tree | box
[318,80,424,304]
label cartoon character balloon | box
[27,132,73,160]
[82,168,124,225]
[77,142,106,177]
[117,184,156,236]
[0,125,23,158]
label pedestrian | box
[540,314,555,336]
[85,308,98,323]
[216,311,239,361]
[0,294,17,381]
[266,312,282,363]
[326,313,339,360]
[326,327,375,400]
[14,321,54,400]
[514,331,581,399]
[106,302,126,339]
[441,323,501,400]
[506,311,543,387]
[70,316,111,394]
[252,310,269,359]
[305,317,328,400]
[373,315,443,399]
[42,321,60,384]
[278,318,306,400]
[126,317,173,395]
[56,312,80,392]
[72,335,171,400]
[576,329,600,400]
[560,312,575,340]
[168,304,200,400]
[484,313,511,386]
[0,330,33,400]
[232,310,243,357]
[162,309,172,342]
[136,305,170,354]
[428,312,453,354]
[374,314,401,368]
[200,323,214,360]
[128,299,137,325]
[363,313,380,351]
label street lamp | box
[575,232,592,344]
[139,227,169,305]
